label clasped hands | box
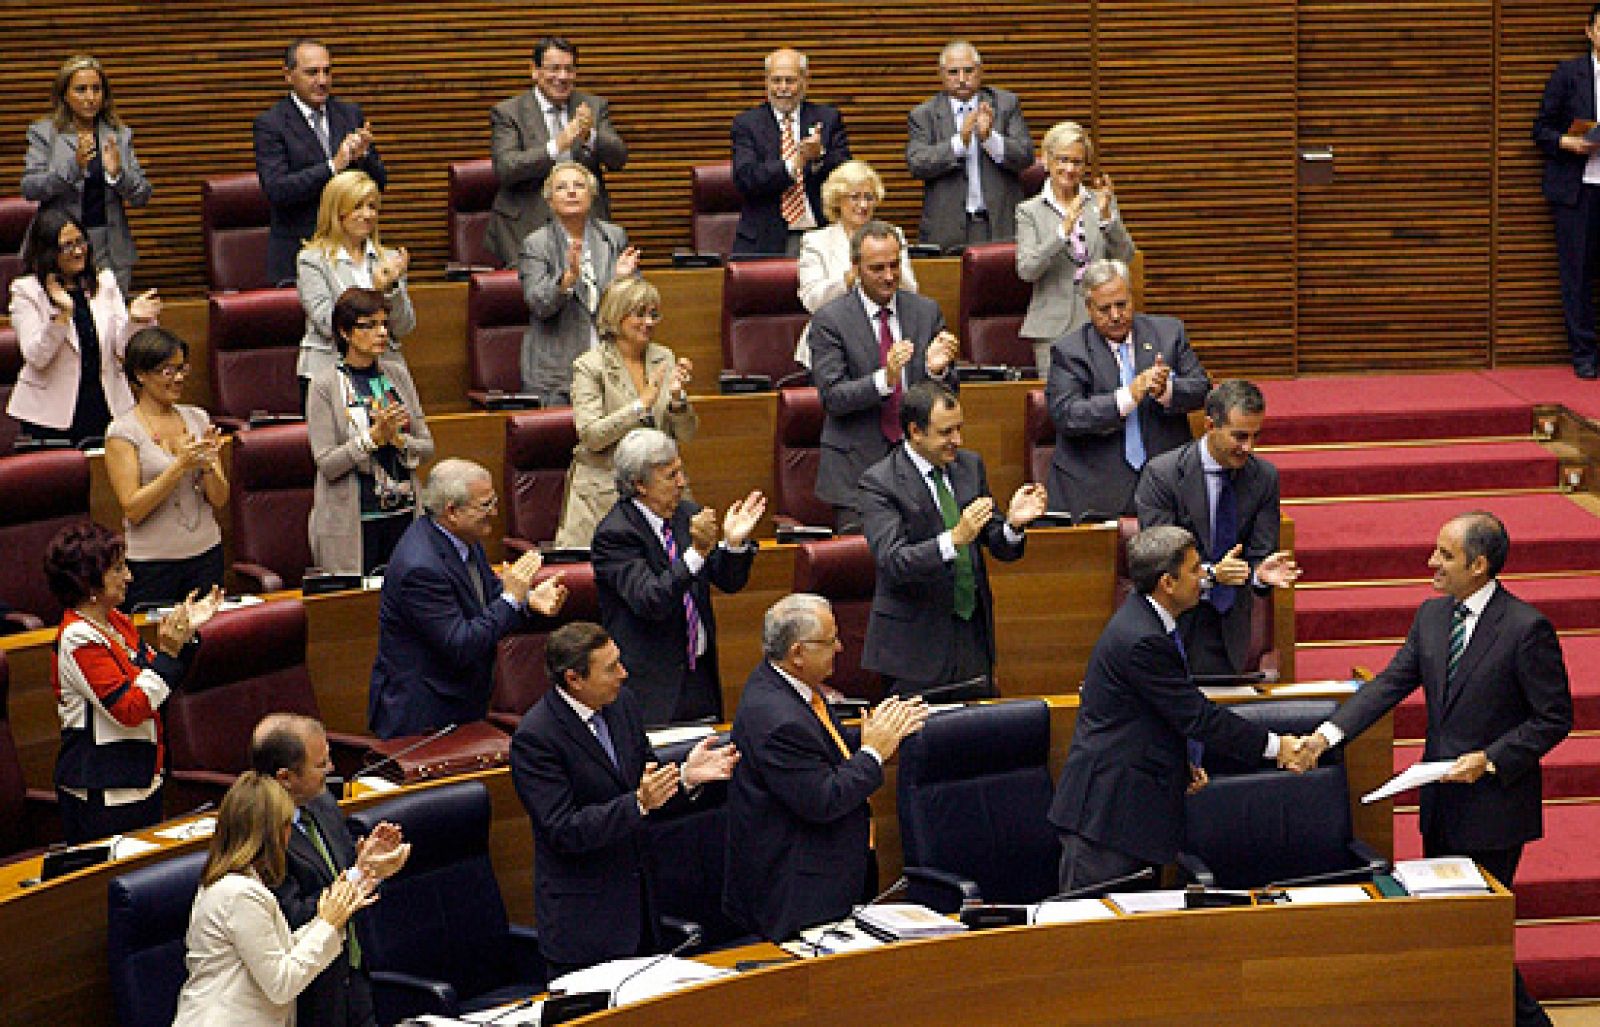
[1211,544,1301,589]
[155,585,225,656]
[333,123,376,172]
[502,550,569,616]
[365,398,410,449]
[556,102,597,152]
[689,491,768,554]
[636,736,741,812]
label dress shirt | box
[628,499,724,660]
[1147,594,1281,759]
[946,95,1006,215]
[536,87,596,160]
[1197,441,1262,589]
[1102,327,1175,417]
[772,106,819,229]
[335,241,380,290]
[289,92,338,175]
[770,661,882,765]
[428,518,521,611]
[903,444,1023,564]
[1587,56,1600,185]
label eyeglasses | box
[353,319,391,332]
[151,363,191,380]
[797,636,841,648]
[461,494,499,514]
[845,192,877,204]
[628,309,664,323]
[59,238,88,254]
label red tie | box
[779,118,807,227]
[878,307,903,443]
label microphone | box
[479,995,537,1024]
[1262,855,1391,892]
[1191,669,1280,687]
[899,676,995,703]
[1036,865,1156,904]
[349,724,458,795]
[808,874,907,956]
[608,926,703,1007]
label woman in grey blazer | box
[1016,121,1136,377]
[306,288,433,576]
[21,55,151,298]
[519,161,640,406]
[296,170,415,404]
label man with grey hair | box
[368,457,569,737]
[906,40,1033,250]
[1049,525,1305,895]
[724,593,928,941]
[731,46,851,255]
[592,429,765,725]
[1045,257,1208,519]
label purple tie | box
[878,307,903,444]
[661,521,701,670]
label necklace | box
[74,607,133,657]
[134,403,205,532]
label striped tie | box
[661,521,701,670]
[779,118,807,226]
[1447,603,1469,680]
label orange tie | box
[809,691,851,759]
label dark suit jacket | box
[1533,54,1596,208]
[253,96,387,284]
[904,86,1034,249]
[1330,585,1572,851]
[485,88,629,268]
[591,498,755,725]
[724,660,881,941]
[858,446,1024,682]
[1048,593,1271,865]
[1045,313,1208,518]
[271,792,373,1027]
[809,288,955,509]
[1135,440,1280,674]
[730,101,850,255]
[510,687,661,969]
[368,517,523,738]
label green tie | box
[302,815,361,968]
[930,467,977,620]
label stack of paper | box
[854,903,968,939]
[783,921,885,958]
[1105,890,1190,914]
[1392,857,1491,897]
[1031,898,1118,924]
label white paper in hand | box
[1362,759,1455,804]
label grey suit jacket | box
[808,288,954,508]
[518,218,629,403]
[485,88,628,268]
[1045,313,1208,518]
[21,118,151,294]
[294,243,416,379]
[1135,440,1280,673]
[1015,187,1136,349]
[905,87,1033,250]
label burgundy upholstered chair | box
[201,173,273,291]
[488,562,600,732]
[793,536,884,702]
[959,242,1035,369]
[721,259,807,383]
[1024,389,1054,487]
[690,162,741,260]
[0,448,90,625]
[503,409,578,554]
[772,387,830,528]
[0,648,59,861]
[0,327,22,457]
[207,288,306,430]
[467,270,532,405]
[0,196,38,302]
[228,423,315,592]
[1020,161,1047,197]
[448,159,500,270]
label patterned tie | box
[808,690,851,759]
[311,108,332,159]
[779,117,807,226]
[590,712,619,769]
[1208,470,1238,615]
[578,249,599,315]
[1068,213,1090,282]
[1118,341,1146,470]
[660,521,701,670]
[877,307,903,443]
[1447,603,1469,681]
[930,467,977,620]
[548,104,567,146]
[1170,628,1205,767]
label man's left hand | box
[1006,483,1048,530]
[1257,550,1301,588]
[682,735,740,787]
[926,331,960,376]
[722,490,767,548]
[355,821,411,881]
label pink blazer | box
[7,269,146,430]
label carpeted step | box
[1289,495,1600,584]
[1296,635,1600,735]
[1271,441,1556,500]
[1394,802,1600,921]
[1258,374,1532,446]
[1393,736,1600,801]
[1294,577,1600,642]
[1481,366,1600,427]
[1518,920,1600,1002]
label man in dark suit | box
[1049,526,1304,893]
[510,622,738,977]
[1135,379,1300,677]
[1045,258,1209,519]
[1293,511,1572,1027]
[810,221,961,530]
[905,40,1034,250]
[368,458,568,738]
[484,36,629,268]
[730,47,850,255]
[591,429,764,726]
[859,382,1045,696]
[252,713,410,1027]
[1532,4,1600,379]
[724,593,928,941]
[254,39,387,284]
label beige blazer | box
[6,269,144,430]
[555,341,698,548]
[1015,185,1136,373]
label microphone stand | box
[347,723,458,796]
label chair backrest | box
[793,537,882,702]
[690,162,742,259]
[207,288,307,423]
[644,736,746,946]
[490,562,600,724]
[0,327,22,456]
[897,700,1060,904]
[0,196,38,302]
[107,851,206,1027]
[721,259,807,382]
[346,781,522,1002]
[1024,389,1053,487]
[467,271,530,395]
[229,424,316,588]
[772,387,830,527]
[0,651,32,858]
[201,173,272,291]
[1020,160,1047,197]
[0,448,90,623]
[164,600,320,786]
[448,159,500,269]
[503,409,578,548]
[1185,699,1354,889]
[959,242,1034,368]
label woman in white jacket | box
[173,772,374,1027]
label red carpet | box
[1294,577,1600,642]
[1519,920,1600,1000]
[1271,441,1556,499]
[1288,495,1600,583]
[1258,374,1533,446]
[1482,367,1600,425]
[1393,737,1600,801]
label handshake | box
[1275,732,1329,774]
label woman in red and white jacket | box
[44,520,220,843]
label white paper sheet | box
[1362,759,1455,804]
[1106,890,1190,914]
[1032,898,1118,924]
[1283,885,1372,905]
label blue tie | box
[1171,628,1204,767]
[1209,470,1238,615]
[590,713,619,769]
[1119,342,1146,470]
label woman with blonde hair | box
[555,276,695,548]
[173,772,374,1026]
[295,170,415,404]
[22,54,151,297]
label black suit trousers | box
[1552,184,1600,373]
